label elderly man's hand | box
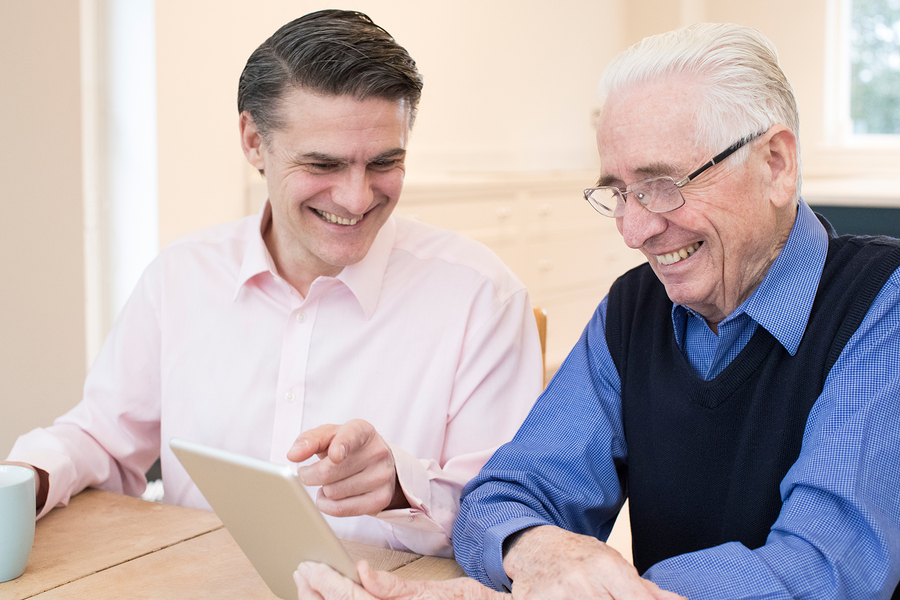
[504,526,685,600]
[294,561,506,600]
[288,420,407,517]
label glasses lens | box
[584,188,623,217]
[630,177,685,213]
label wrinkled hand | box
[504,526,685,600]
[295,560,505,600]
[287,420,407,517]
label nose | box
[617,196,667,249]
[333,167,374,216]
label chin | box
[660,283,701,308]
[321,248,371,269]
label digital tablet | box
[169,438,360,599]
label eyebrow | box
[596,174,622,188]
[294,148,407,165]
[295,151,341,164]
[371,148,407,162]
[596,161,682,187]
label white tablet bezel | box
[169,437,361,599]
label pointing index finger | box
[287,424,339,463]
[327,420,376,464]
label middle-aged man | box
[4,10,542,559]
[294,22,900,600]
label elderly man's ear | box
[762,125,799,208]
[239,111,266,176]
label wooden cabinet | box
[397,174,646,372]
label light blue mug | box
[0,465,36,582]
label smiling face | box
[597,77,798,327]
[240,86,410,295]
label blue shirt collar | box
[673,200,828,355]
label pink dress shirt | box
[7,204,543,556]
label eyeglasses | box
[583,131,765,218]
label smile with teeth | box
[656,242,702,266]
[314,208,362,226]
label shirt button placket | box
[270,300,316,464]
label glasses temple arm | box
[680,131,764,185]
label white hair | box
[599,23,802,201]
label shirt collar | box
[741,199,828,354]
[233,201,396,319]
[672,199,828,354]
[334,215,395,320]
[233,201,278,300]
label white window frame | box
[82,0,159,365]
[826,0,900,150]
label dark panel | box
[809,205,900,239]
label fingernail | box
[340,444,348,460]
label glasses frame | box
[583,130,766,218]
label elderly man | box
[296,22,900,600]
[4,10,541,558]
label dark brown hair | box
[238,9,423,141]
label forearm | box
[452,436,625,590]
[457,309,629,586]
[644,532,897,600]
[6,424,119,518]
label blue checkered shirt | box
[453,201,900,598]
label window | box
[82,0,159,362]
[848,0,900,135]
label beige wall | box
[0,3,87,456]
[156,0,899,248]
[155,1,623,247]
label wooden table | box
[0,489,465,599]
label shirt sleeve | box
[377,287,544,557]
[643,269,900,599]
[453,297,628,589]
[6,260,163,519]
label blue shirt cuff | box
[484,516,549,592]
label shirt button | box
[284,392,295,402]
[295,312,307,323]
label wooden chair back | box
[533,307,547,388]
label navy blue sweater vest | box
[605,220,900,585]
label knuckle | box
[321,481,347,500]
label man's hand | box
[288,420,408,517]
[503,526,685,600]
[295,560,506,600]
[1,461,48,514]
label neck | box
[261,217,341,298]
